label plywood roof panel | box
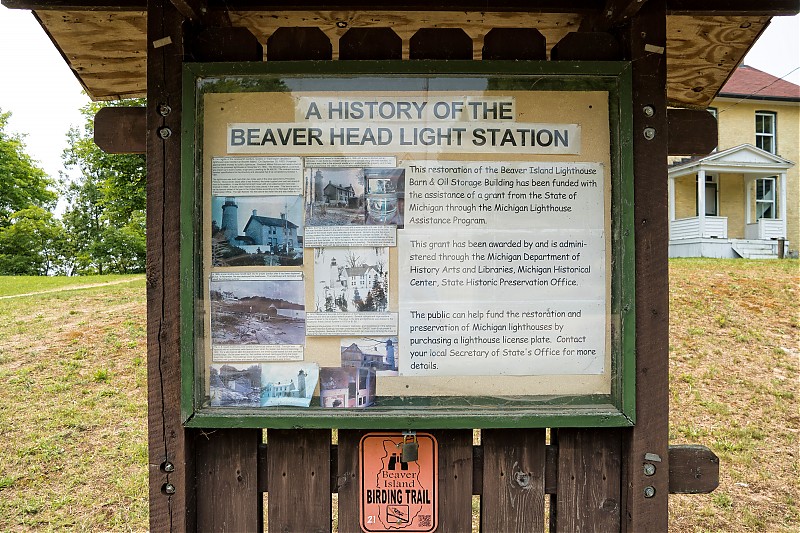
[36,9,147,100]
[29,8,774,107]
[665,15,770,108]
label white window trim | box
[755,111,777,154]
[756,177,777,220]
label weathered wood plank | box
[667,0,799,15]
[195,429,262,531]
[666,15,769,108]
[339,28,402,60]
[481,429,545,533]
[482,28,546,60]
[189,25,263,62]
[169,0,203,22]
[146,0,190,530]
[267,27,332,60]
[621,1,671,531]
[550,31,621,60]
[433,430,473,533]
[336,430,368,533]
[668,445,719,494]
[7,0,799,14]
[268,429,332,532]
[579,0,649,31]
[94,106,146,154]
[555,429,621,533]
[409,28,472,60]
[667,108,718,155]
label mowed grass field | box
[0,260,797,531]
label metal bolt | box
[336,21,347,28]
[163,483,176,495]
[643,127,656,140]
[642,105,655,117]
[161,461,175,473]
[644,486,656,498]
[158,103,172,116]
[158,127,172,139]
[643,463,656,476]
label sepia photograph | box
[211,195,304,266]
[313,247,389,313]
[209,364,262,407]
[319,366,376,408]
[341,336,399,376]
[210,278,305,345]
[304,167,365,226]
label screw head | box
[158,127,172,139]
[643,105,655,117]
[643,127,656,140]
[163,483,176,495]
[158,103,172,116]
[336,21,347,28]
[161,461,175,473]
[644,486,656,498]
[643,463,656,476]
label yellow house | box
[669,65,799,258]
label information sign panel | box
[180,62,635,428]
[360,432,438,533]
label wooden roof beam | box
[581,0,650,31]
[667,0,798,16]
[2,0,797,14]
[1,0,598,11]
[169,0,204,22]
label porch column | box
[780,172,788,238]
[745,177,752,225]
[697,169,706,238]
[668,176,675,221]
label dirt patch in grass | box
[668,259,799,532]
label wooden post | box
[620,0,671,530]
[146,0,192,529]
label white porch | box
[668,144,794,258]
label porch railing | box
[745,219,784,240]
[670,216,727,239]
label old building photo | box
[210,278,305,345]
[211,195,304,266]
[313,247,389,313]
[341,337,399,375]
[319,366,376,408]
[209,364,262,407]
[305,167,366,226]
[261,363,319,407]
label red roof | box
[719,65,800,100]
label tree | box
[61,99,147,274]
[371,276,387,312]
[0,206,65,275]
[0,109,56,225]
[0,110,60,274]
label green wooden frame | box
[181,61,635,429]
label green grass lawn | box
[0,261,797,531]
[0,279,148,531]
[0,274,143,297]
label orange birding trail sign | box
[360,432,438,532]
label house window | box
[755,111,776,154]
[756,177,776,220]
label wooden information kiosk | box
[5,0,793,530]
